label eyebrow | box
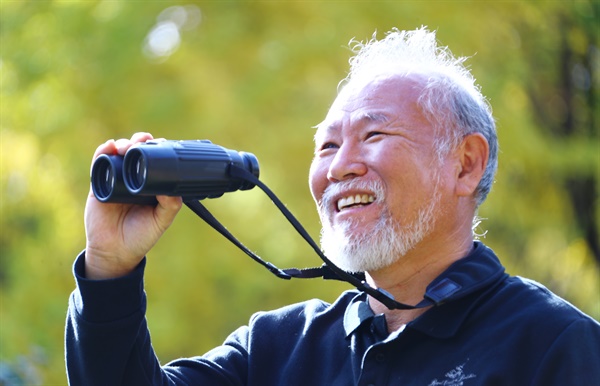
[362,112,390,124]
[316,111,390,133]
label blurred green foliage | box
[1,1,598,383]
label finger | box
[115,138,132,156]
[115,132,154,156]
[156,195,183,212]
[131,132,154,143]
[92,139,117,160]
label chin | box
[319,187,440,273]
[320,219,408,273]
[320,210,439,273]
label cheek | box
[308,158,327,203]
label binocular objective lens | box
[91,154,118,201]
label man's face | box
[309,75,447,273]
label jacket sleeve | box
[65,251,249,386]
[531,316,600,385]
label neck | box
[365,231,475,332]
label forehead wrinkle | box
[313,120,339,140]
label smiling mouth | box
[337,194,375,211]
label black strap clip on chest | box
[184,164,435,311]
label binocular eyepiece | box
[91,140,259,204]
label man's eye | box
[320,142,339,150]
[366,131,384,140]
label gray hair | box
[343,27,498,206]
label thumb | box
[154,195,183,232]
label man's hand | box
[84,132,183,280]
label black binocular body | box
[91,140,260,205]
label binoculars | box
[91,140,260,204]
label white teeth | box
[337,194,375,211]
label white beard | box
[318,178,440,273]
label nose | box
[327,142,367,182]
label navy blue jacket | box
[65,243,600,385]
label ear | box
[454,133,489,198]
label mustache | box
[319,178,385,212]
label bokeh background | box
[1,1,598,384]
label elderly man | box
[66,28,600,385]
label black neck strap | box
[184,164,436,311]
